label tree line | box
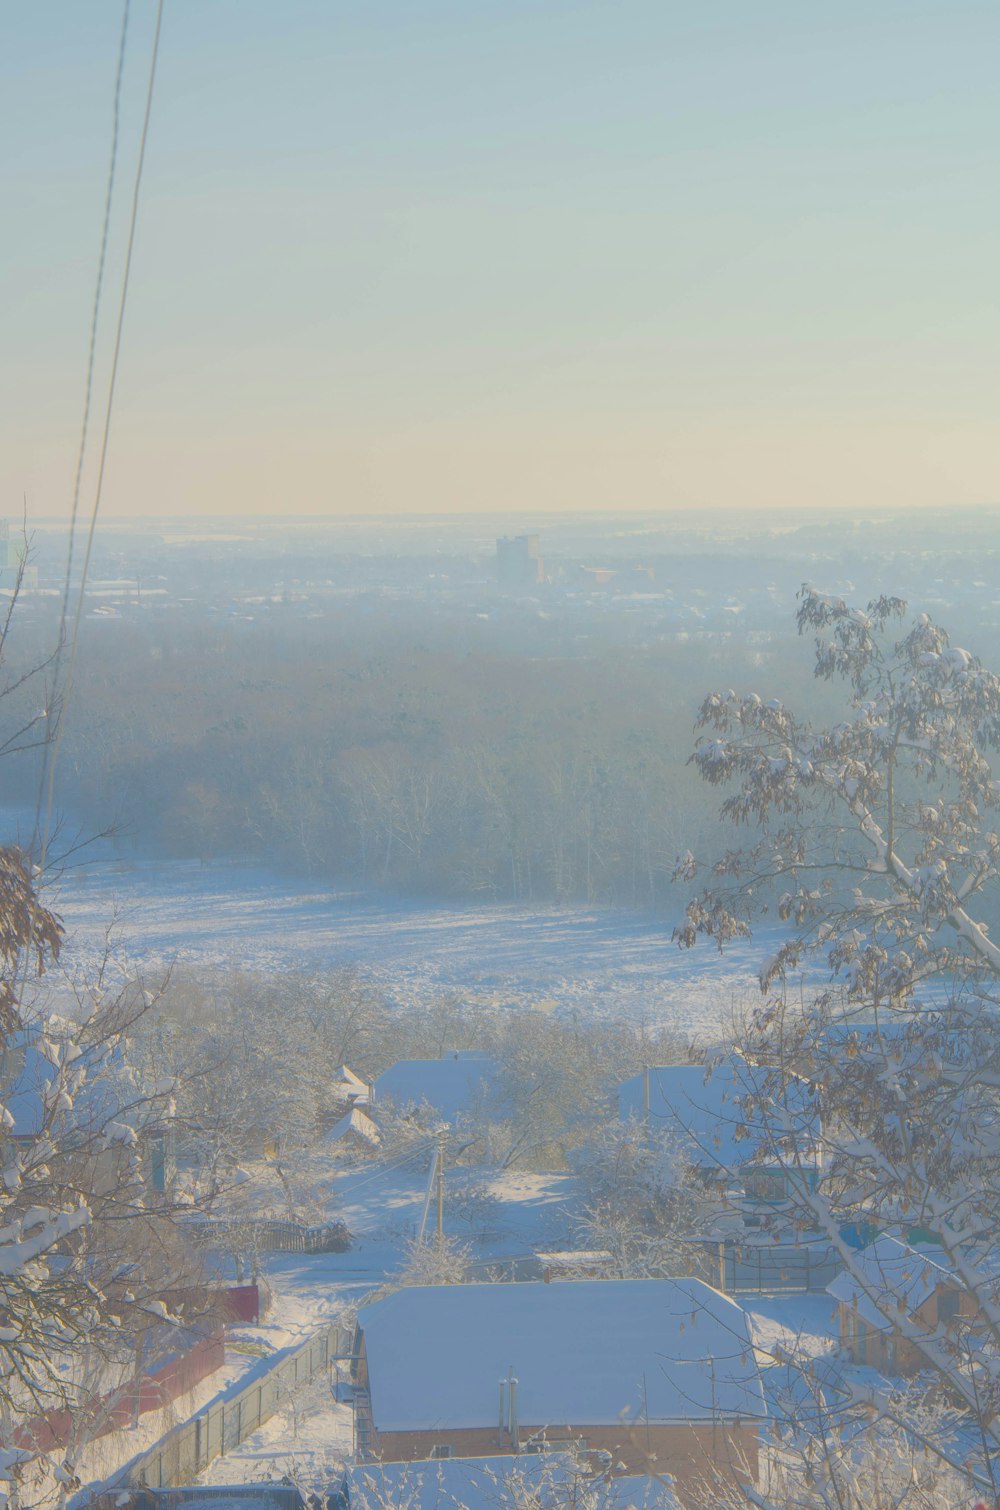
[1,607,832,906]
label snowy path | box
[49,857,787,1034]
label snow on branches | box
[677,588,1000,992]
[676,592,1000,1504]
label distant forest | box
[6,608,843,905]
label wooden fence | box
[122,1321,356,1492]
[186,1218,350,1255]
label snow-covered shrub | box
[395,1232,471,1286]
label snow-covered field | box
[48,857,785,1036]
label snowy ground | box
[47,856,791,1036]
[197,1374,354,1490]
[209,1161,583,1306]
[744,1292,840,1360]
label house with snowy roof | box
[0,1029,174,1192]
[373,1052,503,1125]
[827,1235,980,1375]
[617,1058,820,1214]
[353,1278,765,1491]
[324,1105,382,1154]
[332,1064,372,1110]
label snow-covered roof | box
[334,1065,371,1102]
[324,1107,381,1148]
[827,1236,956,1332]
[617,1059,819,1172]
[357,1279,765,1431]
[374,1055,503,1123]
[341,1456,679,1510]
[0,1032,126,1140]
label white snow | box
[196,1374,353,1488]
[46,858,792,1034]
[356,1279,766,1429]
[374,1056,502,1121]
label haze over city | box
[6,7,1000,1510]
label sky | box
[3,1,999,520]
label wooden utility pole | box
[435,1128,446,1240]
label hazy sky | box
[3,2,999,519]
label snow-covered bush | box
[569,1119,719,1279]
[394,1232,471,1286]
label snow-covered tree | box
[570,1119,720,1280]
[394,1232,471,1287]
[678,589,1000,1504]
[0,876,200,1506]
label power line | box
[32,0,132,857]
[37,0,166,874]
[335,1138,439,1197]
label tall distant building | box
[496,533,544,587]
[0,523,37,591]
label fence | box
[16,1331,225,1457]
[130,1489,303,1510]
[186,1218,350,1256]
[122,1321,356,1492]
[709,1239,843,1293]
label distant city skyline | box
[3,2,999,519]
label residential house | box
[828,1234,979,1375]
[353,1278,765,1493]
[617,1058,820,1217]
[373,1051,503,1125]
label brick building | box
[353,1278,765,1495]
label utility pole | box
[435,1128,446,1240]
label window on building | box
[429,1445,453,1459]
[937,1288,961,1327]
[743,1170,786,1203]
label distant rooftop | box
[617,1057,819,1170]
[373,1054,503,1122]
[340,1455,679,1510]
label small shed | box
[827,1235,977,1374]
[324,1107,382,1154]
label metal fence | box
[123,1322,356,1491]
[709,1239,843,1293]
